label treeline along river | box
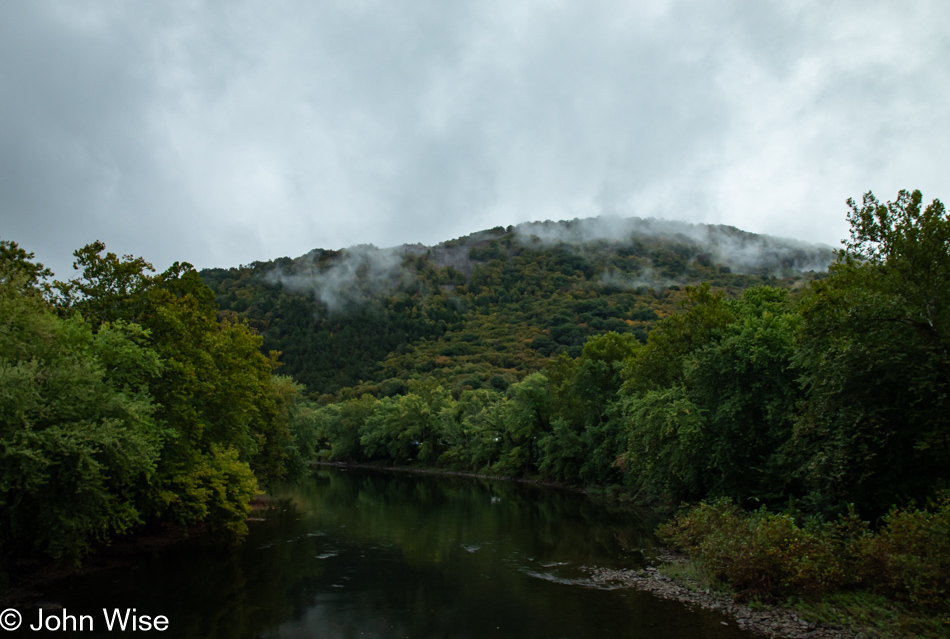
[31,468,753,638]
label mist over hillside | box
[512,217,833,272]
[259,217,833,311]
[200,216,832,397]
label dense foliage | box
[1,256,161,564]
[658,494,950,611]
[794,190,950,515]
[0,241,311,567]
[293,285,810,505]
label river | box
[31,468,754,638]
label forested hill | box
[199,217,833,399]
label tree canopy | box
[0,239,309,566]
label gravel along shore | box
[581,554,859,639]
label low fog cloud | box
[265,214,834,311]
[598,267,680,294]
[515,217,834,273]
[265,245,408,313]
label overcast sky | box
[2,0,948,278]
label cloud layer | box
[2,0,948,277]
[265,217,833,313]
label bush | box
[658,499,843,602]
[659,495,950,614]
[856,493,950,610]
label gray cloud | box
[265,244,408,314]
[1,0,948,278]
[514,217,834,273]
[267,215,833,309]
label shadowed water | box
[30,468,754,638]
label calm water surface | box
[35,468,753,638]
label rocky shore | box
[582,552,862,639]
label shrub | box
[856,493,950,611]
[659,495,950,614]
[659,499,843,601]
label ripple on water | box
[519,568,626,591]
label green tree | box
[620,385,705,504]
[622,283,735,395]
[57,244,289,539]
[438,388,507,472]
[0,239,52,291]
[619,287,801,506]
[684,287,801,504]
[536,333,639,485]
[0,245,162,564]
[360,387,453,463]
[53,240,155,325]
[498,373,549,471]
[795,190,950,515]
[269,375,321,481]
[315,395,378,462]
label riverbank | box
[312,459,589,491]
[589,549,949,639]
[587,550,854,639]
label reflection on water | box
[34,469,753,638]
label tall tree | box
[795,190,950,515]
[619,286,801,506]
[57,244,290,539]
[0,242,162,564]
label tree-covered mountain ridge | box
[200,216,833,399]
